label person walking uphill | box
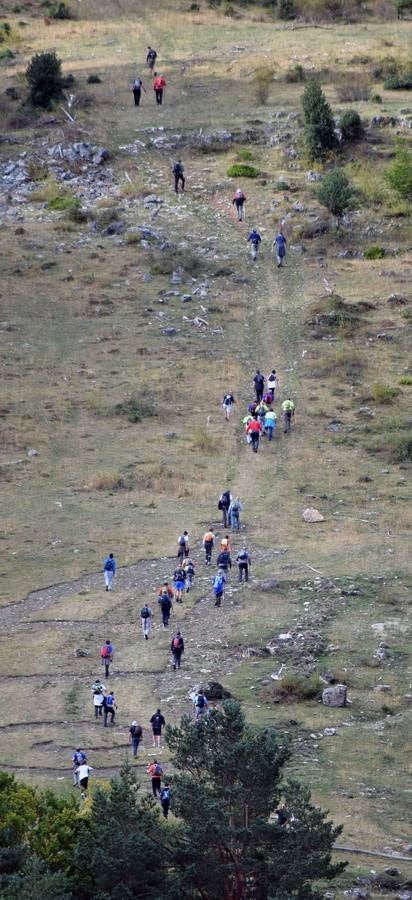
[158,582,173,627]
[103,553,116,591]
[150,708,166,748]
[153,72,166,105]
[129,720,143,758]
[281,397,295,433]
[173,159,185,194]
[132,76,146,106]
[273,229,287,267]
[218,490,232,528]
[236,547,251,582]
[160,783,171,818]
[246,415,263,453]
[146,45,157,71]
[253,370,265,402]
[103,691,116,727]
[92,679,105,718]
[229,496,242,531]
[232,188,246,221]
[247,227,261,261]
[147,760,163,798]
[100,639,113,678]
[177,530,189,563]
[140,602,152,640]
[171,631,184,671]
[203,527,214,566]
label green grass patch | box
[264,672,324,703]
[371,383,400,404]
[236,148,254,161]
[48,196,80,211]
[399,375,412,385]
[112,394,156,423]
[363,246,385,259]
[227,163,259,178]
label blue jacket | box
[248,230,261,245]
[104,556,116,573]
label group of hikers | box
[223,369,295,453]
[132,45,166,106]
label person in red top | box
[153,72,166,105]
[246,415,263,453]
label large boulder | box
[322,684,347,707]
[302,507,325,523]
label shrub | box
[278,0,296,18]
[67,205,88,223]
[0,48,15,62]
[87,471,128,491]
[371,56,399,80]
[271,672,323,701]
[317,169,353,219]
[302,79,338,160]
[227,163,259,177]
[396,0,412,14]
[26,50,64,108]
[371,92,382,102]
[48,196,80,211]
[364,245,385,259]
[336,74,370,101]
[385,142,412,198]
[237,148,254,161]
[340,109,363,140]
[253,67,274,105]
[390,435,412,462]
[113,394,156,423]
[285,63,305,82]
[5,86,19,100]
[50,1,71,18]
[399,375,412,385]
[87,73,102,84]
[191,426,219,454]
[372,383,400,403]
[26,158,49,181]
[0,22,12,39]
[384,72,412,89]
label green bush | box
[237,148,254,161]
[253,66,274,105]
[87,73,102,84]
[384,72,412,89]
[364,246,385,259]
[317,169,353,218]
[0,48,15,62]
[113,395,156,423]
[272,672,324,701]
[385,142,412,198]
[390,435,412,462]
[302,79,338,160]
[227,163,259,178]
[371,383,400,404]
[278,0,296,18]
[399,375,412,385]
[340,109,363,140]
[396,0,412,16]
[275,180,290,190]
[285,63,305,82]
[50,1,71,18]
[26,50,64,108]
[48,196,80,211]
[0,21,12,40]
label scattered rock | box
[170,270,183,284]
[322,684,347,707]
[103,221,126,236]
[75,648,89,657]
[27,447,39,457]
[260,578,280,592]
[302,507,325,523]
[164,432,177,439]
[357,406,375,418]
[181,294,192,302]
[163,327,177,336]
[323,727,337,736]
[93,147,110,165]
[305,170,322,182]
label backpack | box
[196,694,206,709]
[173,637,181,650]
[141,606,150,619]
[131,724,142,738]
[105,695,114,707]
[186,562,195,575]
[213,575,224,595]
[101,645,110,658]
[178,535,186,546]
[154,764,162,776]
[161,787,170,801]
[104,558,114,571]
[238,551,248,562]
[173,163,183,176]
[231,500,240,511]
[218,499,223,510]
[133,79,142,89]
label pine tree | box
[302,79,338,161]
[317,169,353,219]
[26,50,64,108]
[165,700,345,900]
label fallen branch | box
[60,106,75,123]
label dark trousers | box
[266,425,274,441]
[214,592,223,607]
[155,88,163,104]
[131,737,140,758]
[161,799,170,818]
[283,412,292,433]
[104,707,115,727]
[94,705,103,717]
[251,433,259,452]
[133,88,141,106]
[161,608,170,626]
[222,507,229,527]
[238,563,249,582]
[174,174,185,193]
[103,661,110,678]
[205,544,212,565]
[255,388,263,402]
[172,651,182,670]
[152,777,161,797]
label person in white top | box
[92,679,106,718]
[222,393,235,422]
[267,370,278,402]
[75,763,93,793]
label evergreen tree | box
[26,50,64,108]
[165,700,345,900]
[317,169,353,219]
[302,79,338,160]
[385,141,412,198]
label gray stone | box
[93,147,110,165]
[358,406,375,418]
[163,327,177,336]
[27,447,39,457]
[164,431,177,439]
[170,270,183,284]
[305,170,322,182]
[181,294,192,302]
[75,648,89,657]
[103,221,125,236]
[322,684,347,707]
[302,507,324,523]
[260,578,280,592]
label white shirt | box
[267,374,277,389]
[76,764,92,780]
[93,693,104,706]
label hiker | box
[246,415,263,453]
[103,691,116,727]
[216,547,232,576]
[177,530,189,562]
[147,759,163,798]
[264,407,277,441]
[173,565,186,602]
[229,496,242,531]
[232,188,246,221]
[100,639,114,678]
[92,679,105,718]
[160,782,171,818]
[248,400,258,416]
[103,553,116,591]
[132,76,146,106]
[153,72,166,105]
[129,720,143,758]
[273,230,287,267]
[203,527,214,566]
[193,688,209,718]
[146,45,157,71]
[242,412,253,439]
[158,582,173,627]
[267,369,278,402]
[150,708,166,748]
[253,370,265,402]
[281,397,295,433]
[255,400,268,428]
[183,557,195,592]
[213,569,226,607]
[247,227,261,260]
[140,602,153,640]
[171,631,184,670]
[218,490,232,528]
[72,748,87,786]
[75,761,92,796]
[236,547,251,582]
[222,392,235,422]
[275,804,289,826]
[173,159,185,193]
[220,534,232,552]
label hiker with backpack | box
[236,547,251,582]
[103,691,116,727]
[213,570,226,607]
[203,527,214,566]
[246,415,263,453]
[229,496,242,531]
[222,392,235,422]
[129,720,143,758]
[267,369,278,402]
[147,759,163,798]
[216,547,232,578]
[103,553,116,591]
[100,639,114,678]
[150,708,166,748]
[253,370,265,402]
[183,557,195,592]
[177,530,189,563]
[173,159,185,194]
[153,72,166,104]
[255,399,268,428]
[218,490,232,528]
[173,565,186,602]
[146,46,157,71]
[264,407,277,441]
[171,631,184,670]
[281,397,295,433]
[72,748,87,786]
[92,679,106,718]
[193,688,209,718]
[160,782,171,818]
[247,227,262,260]
[132,76,146,106]
[273,229,287,267]
[140,602,153,640]
[158,582,173,627]
[232,188,246,221]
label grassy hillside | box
[0,0,411,891]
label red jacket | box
[246,419,262,434]
[154,76,166,90]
